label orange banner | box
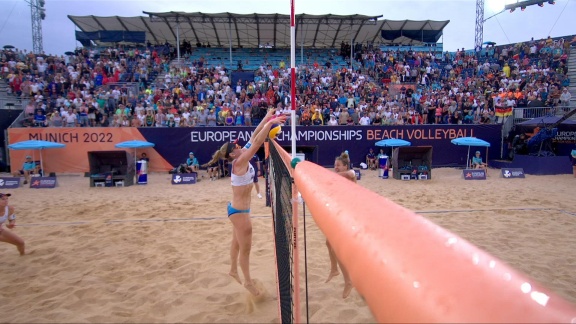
[8,128,173,173]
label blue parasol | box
[451,137,490,168]
[375,138,412,147]
[115,140,155,149]
[375,138,411,159]
[8,140,66,174]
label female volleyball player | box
[325,151,356,298]
[0,193,26,256]
[203,109,286,296]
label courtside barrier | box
[293,160,576,322]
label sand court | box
[0,168,575,323]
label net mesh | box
[267,141,295,324]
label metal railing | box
[0,97,21,110]
[97,82,140,99]
[6,99,30,128]
[512,106,576,125]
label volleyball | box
[269,124,282,139]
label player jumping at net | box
[325,151,356,298]
[203,109,287,296]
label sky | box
[0,0,574,55]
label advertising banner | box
[462,169,487,180]
[171,173,197,185]
[0,177,21,189]
[29,176,57,188]
[137,161,148,184]
[501,168,526,178]
[379,155,389,179]
[9,125,504,173]
[104,173,114,187]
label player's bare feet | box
[244,280,261,296]
[325,270,340,283]
[229,271,242,284]
[342,282,353,299]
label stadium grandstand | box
[1,11,575,168]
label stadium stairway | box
[0,79,23,112]
[567,49,576,106]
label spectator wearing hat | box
[471,151,487,169]
[0,193,25,255]
[12,155,38,184]
[185,152,199,173]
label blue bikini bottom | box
[227,202,250,217]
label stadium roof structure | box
[67,12,449,48]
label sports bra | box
[0,206,10,224]
[231,160,255,187]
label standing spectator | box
[49,111,63,127]
[560,88,571,108]
[33,110,46,127]
[63,108,78,127]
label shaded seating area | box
[88,151,135,187]
[392,146,433,180]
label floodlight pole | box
[475,0,505,53]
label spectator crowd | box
[1,34,574,129]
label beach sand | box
[0,168,575,323]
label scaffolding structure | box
[29,0,46,54]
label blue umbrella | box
[375,138,411,147]
[375,138,411,160]
[115,140,155,149]
[8,140,66,174]
[115,140,155,170]
[451,137,490,168]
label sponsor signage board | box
[501,168,526,178]
[29,177,57,188]
[0,177,20,189]
[171,173,197,185]
[463,169,486,180]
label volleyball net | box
[266,140,576,323]
[267,140,300,324]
